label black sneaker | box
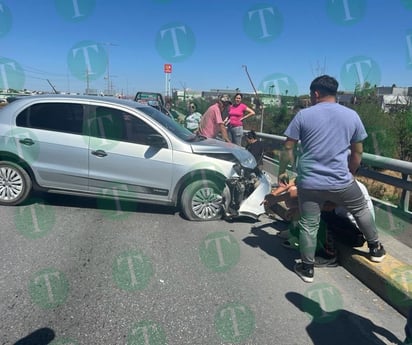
[368,242,386,263]
[294,262,314,283]
[314,255,338,268]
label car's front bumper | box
[237,170,272,219]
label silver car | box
[0,95,271,221]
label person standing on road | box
[227,93,255,145]
[185,102,202,132]
[277,74,386,283]
[198,95,231,142]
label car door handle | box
[19,138,35,146]
[91,149,108,157]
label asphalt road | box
[0,193,407,345]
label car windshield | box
[137,105,203,142]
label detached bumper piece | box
[225,170,272,220]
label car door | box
[14,101,89,191]
[87,105,174,202]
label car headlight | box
[239,155,257,169]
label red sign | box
[164,63,172,73]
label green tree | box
[393,109,412,161]
[350,83,397,158]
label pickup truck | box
[134,91,165,110]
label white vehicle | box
[0,95,271,221]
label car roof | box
[5,94,148,109]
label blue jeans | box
[229,126,243,146]
[298,180,379,265]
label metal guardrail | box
[253,131,412,214]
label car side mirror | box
[146,134,167,148]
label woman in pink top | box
[227,93,255,145]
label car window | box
[138,105,195,141]
[16,102,84,135]
[90,106,162,145]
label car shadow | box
[20,192,270,223]
[242,219,298,272]
[285,291,402,345]
[21,191,179,217]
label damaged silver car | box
[0,95,271,221]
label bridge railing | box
[252,131,412,214]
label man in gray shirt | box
[278,75,386,283]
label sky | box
[1,0,412,97]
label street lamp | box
[269,84,276,106]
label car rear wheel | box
[0,161,32,206]
[181,180,229,221]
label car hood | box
[190,138,256,169]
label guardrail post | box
[401,173,411,212]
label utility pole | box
[85,69,90,94]
[103,42,118,96]
[242,65,264,132]
[46,79,58,94]
[179,81,187,102]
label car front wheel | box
[181,180,229,221]
[0,161,32,206]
